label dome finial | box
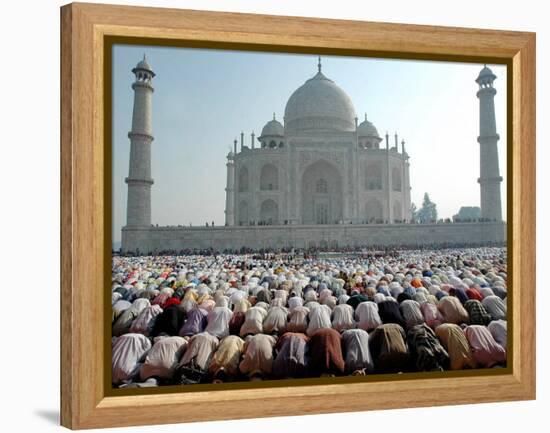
[273,112,276,120]
[365,113,367,121]
[318,56,322,73]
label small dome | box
[284,62,356,134]
[476,65,496,83]
[357,115,380,138]
[260,115,284,137]
[134,55,153,72]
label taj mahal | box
[227,58,410,227]
[121,55,506,254]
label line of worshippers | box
[111,248,508,387]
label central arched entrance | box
[300,160,343,224]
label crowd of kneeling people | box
[111,248,507,388]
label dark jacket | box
[377,300,406,328]
[406,324,449,371]
[152,305,185,337]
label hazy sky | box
[112,45,507,242]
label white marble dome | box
[476,65,496,85]
[260,116,284,137]
[357,115,380,138]
[477,65,495,79]
[134,55,152,72]
[284,69,357,134]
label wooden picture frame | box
[61,2,536,429]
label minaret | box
[225,150,235,226]
[476,65,503,221]
[125,55,155,227]
[401,139,406,221]
[385,132,392,223]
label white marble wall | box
[121,222,507,253]
[229,134,411,226]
